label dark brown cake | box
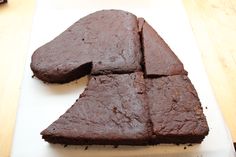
[38,11,209,145]
[41,73,209,145]
[31,10,142,83]
[141,19,187,77]
[145,75,209,144]
[41,72,151,145]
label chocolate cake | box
[41,73,209,145]
[146,75,209,143]
[41,72,151,145]
[31,10,142,83]
[140,19,187,77]
[36,10,209,145]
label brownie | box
[41,72,151,145]
[145,75,209,144]
[140,19,187,77]
[31,10,142,83]
[38,11,209,145]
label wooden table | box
[0,0,235,156]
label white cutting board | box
[11,0,235,156]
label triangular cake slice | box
[41,72,151,145]
[145,75,209,143]
[139,18,187,77]
[31,10,142,83]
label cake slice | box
[145,75,209,144]
[41,72,151,145]
[140,18,187,77]
[31,10,142,83]
[41,73,209,145]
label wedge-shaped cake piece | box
[145,75,209,144]
[140,18,187,77]
[31,10,142,83]
[41,72,151,145]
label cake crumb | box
[84,146,88,150]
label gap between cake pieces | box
[30,9,209,146]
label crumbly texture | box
[31,10,142,83]
[145,75,209,143]
[41,72,151,145]
[141,19,187,77]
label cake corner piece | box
[140,18,187,77]
[146,75,209,144]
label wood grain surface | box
[183,0,236,142]
[0,0,235,156]
[0,1,35,156]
